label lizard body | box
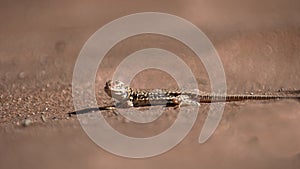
[104,80,300,108]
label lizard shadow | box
[67,103,179,116]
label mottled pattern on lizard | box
[104,80,300,108]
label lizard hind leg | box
[175,95,200,108]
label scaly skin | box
[104,80,300,107]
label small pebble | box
[23,119,31,127]
[62,90,67,94]
[18,72,26,79]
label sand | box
[0,0,300,168]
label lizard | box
[68,80,300,116]
[104,80,300,108]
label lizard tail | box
[289,96,300,102]
[280,90,300,101]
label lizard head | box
[104,80,130,101]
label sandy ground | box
[1,0,300,168]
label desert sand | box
[1,0,300,168]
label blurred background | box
[0,0,300,169]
